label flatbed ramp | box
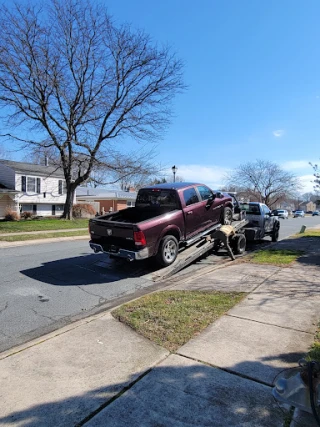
[149,219,248,282]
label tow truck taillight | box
[134,231,146,246]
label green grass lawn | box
[307,322,320,363]
[0,230,89,241]
[112,290,244,352]
[0,218,89,233]
[295,230,320,238]
[249,249,303,266]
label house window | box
[21,204,33,212]
[22,176,41,193]
[126,201,135,207]
[58,180,63,195]
[21,204,37,214]
[27,177,36,192]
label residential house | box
[0,160,71,218]
[76,187,137,214]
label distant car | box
[312,211,319,216]
[306,211,313,214]
[272,209,289,219]
[293,210,305,218]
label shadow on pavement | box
[274,235,320,268]
[20,253,162,286]
[0,354,302,427]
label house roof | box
[0,160,65,178]
[76,187,137,200]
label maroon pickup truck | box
[89,182,233,266]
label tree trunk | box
[63,184,76,219]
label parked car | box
[306,211,313,214]
[89,182,234,266]
[312,211,319,216]
[271,209,289,219]
[293,210,305,218]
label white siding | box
[0,195,17,218]
[0,164,15,189]
[15,173,73,206]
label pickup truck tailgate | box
[89,219,136,251]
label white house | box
[0,160,71,218]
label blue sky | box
[1,0,319,192]
[105,0,320,191]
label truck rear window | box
[240,203,261,215]
[136,189,180,209]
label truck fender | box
[153,225,182,256]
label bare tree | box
[310,162,320,194]
[227,159,301,208]
[0,0,185,218]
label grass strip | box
[0,218,89,233]
[250,249,303,266]
[0,230,89,241]
[294,230,320,238]
[307,322,320,363]
[112,290,244,352]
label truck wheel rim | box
[164,240,177,262]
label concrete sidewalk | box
[0,236,319,426]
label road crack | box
[0,302,8,315]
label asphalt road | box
[0,215,319,353]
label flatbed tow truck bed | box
[151,219,249,281]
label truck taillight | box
[134,231,146,246]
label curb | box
[0,235,89,248]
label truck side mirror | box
[206,194,215,207]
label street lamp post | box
[172,165,177,183]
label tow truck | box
[150,200,280,281]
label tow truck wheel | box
[271,223,280,242]
[232,234,246,255]
[156,235,179,267]
[221,207,233,225]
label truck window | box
[240,203,261,215]
[196,185,213,201]
[262,205,271,215]
[183,188,200,206]
[135,189,179,209]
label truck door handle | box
[187,211,193,215]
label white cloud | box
[299,175,316,193]
[273,129,284,137]
[165,164,231,189]
[281,160,311,170]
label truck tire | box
[271,222,280,242]
[232,234,246,255]
[156,235,179,267]
[221,207,233,225]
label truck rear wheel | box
[232,234,246,255]
[271,223,280,242]
[221,207,233,225]
[156,235,179,267]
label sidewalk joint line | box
[226,314,314,335]
[76,353,170,427]
[175,353,273,387]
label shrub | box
[72,203,96,218]
[4,207,20,221]
[21,211,33,220]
